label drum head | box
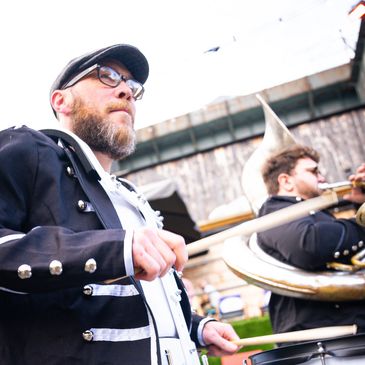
[249,334,365,365]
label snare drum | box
[248,334,365,364]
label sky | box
[0,0,361,131]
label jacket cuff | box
[197,317,217,346]
[124,229,134,276]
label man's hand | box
[202,321,241,357]
[344,163,365,204]
[132,227,188,281]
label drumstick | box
[188,191,338,256]
[231,324,357,346]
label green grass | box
[203,315,274,365]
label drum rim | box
[249,333,365,364]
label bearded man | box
[0,44,239,365]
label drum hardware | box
[249,333,365,365]
[316,342,326,365]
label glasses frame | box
[61,64,144,100]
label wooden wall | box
[124,108,365,223]
[123,107,365,318]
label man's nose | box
[318,173,326,183]
[114,80,133,100]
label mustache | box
[105,102,132,115]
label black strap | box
[40,128,100,181]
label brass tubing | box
[319,181,365,196]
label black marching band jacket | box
[257,195,365,336]
[0,126,203,365]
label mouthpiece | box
[319,181,365,196]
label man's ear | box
[50,90,73,116]
[277,173,295,193]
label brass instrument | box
[319,181,365,196]
[241,94,297,213]
[222,94,365,301]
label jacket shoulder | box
[0,125,61,156]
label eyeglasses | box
[62,64,145,100]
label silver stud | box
[309,210,316,215]
[83,285,93,296]
[359,241,364,248]
[334,251,340,259]
[137,193,147,204]
[343,250,349,256]
[84,258,97,273]
[66,166,75,177]
[352,245,358,251]
[18,264,32,279]
[295,196,301,201]
[171,289,182,302]
[77,200,87,211]
[82,330,93,342]
[49,260,63,275]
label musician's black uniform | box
[257,195,365,336]
[0,126,204,365]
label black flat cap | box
[50,44,149,95]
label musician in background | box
[0,44,239,364]
[257,144,365,338]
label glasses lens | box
[98,66,120,87]
[126,80,144,100]
[98,66,144,100]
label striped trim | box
[89,284,139,297]
[0,286,28,295]
[90,326,150,342]
[0,234,25,245]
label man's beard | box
[296,182,321,199]
[70,97,136,161]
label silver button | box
[295,196,302,201]
[137,193,147,204]
[343,250,349,256]
[171,289,182,302]
[77,200,87,211]
[18,264,32,279]
[359,241,364,248]
[82,330,93,342]
[84,258,97,273]
[333,251,340,259]
[83,285,93,296]
[49,260,63,275]
[352,245,358,251]
[66,166,75,177]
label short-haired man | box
[258,144,365,337]
[0,44,239,364]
